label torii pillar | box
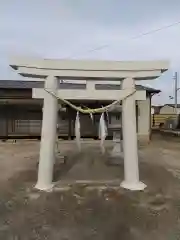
[35,75,58,190]
[121,78,146,190]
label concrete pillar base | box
[120,181,146,191]
[35,183,54,192]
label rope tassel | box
[90,113,93,121]
[98,113,108,154]
[75,111,81,151]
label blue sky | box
[0,0,180,104]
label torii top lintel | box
[9,57,169,80]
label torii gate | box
[10,57,169,191]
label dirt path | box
[0,141,39,182]
[0,137,180,239]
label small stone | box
[28,192,40,200]
[148,194,168,211]
[26,187,31,193]
[54,186,70,192]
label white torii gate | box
[10,57,169,191]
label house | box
[159,104,180,114]
[0,80,160,143]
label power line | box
[68,19,180,59]
[130,20,180,40]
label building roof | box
[136,85,160,93]
[163,104,180,108]
[0,80,160,94]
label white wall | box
[151,107,154,114]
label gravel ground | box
[0,135,180,239]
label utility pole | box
[174,72,178,114]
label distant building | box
[159,104,180,114]
[0,80,160,143]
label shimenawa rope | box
[44,88,136,114]
[45,87,136,153]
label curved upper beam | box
[10,56,169,72]
[9,57,169,81]
[17,67,163,80]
